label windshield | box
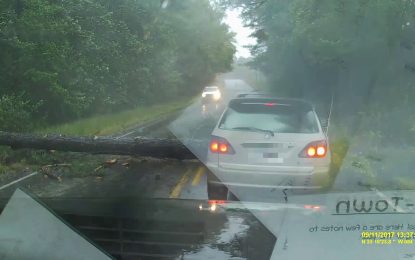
[1,0,415,259]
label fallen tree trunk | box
[0,132,197,160]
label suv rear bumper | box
[206,162,330,190]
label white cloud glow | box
[224,9,256,58]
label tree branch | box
[0,132,197,160]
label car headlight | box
[213,92,221,100]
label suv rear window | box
[219,103,319,133]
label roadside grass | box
[326,137,350,188]
[38,97,193,136]
[396,178,415,190]
[0,97,194,178]
[327,127,415,191]
[349,147,415,190]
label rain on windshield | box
[0,0,415,259]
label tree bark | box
[0,132,197,160]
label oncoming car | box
[201,86,221,103]
[206,94,331,200]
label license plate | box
[265,158,284,163]
[248,153,284,163]
[263,152,278,158]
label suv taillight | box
[210,136,235,154]
[299,140,327,158]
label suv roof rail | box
[232,95,315,109]
[237,92,269,98]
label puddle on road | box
[181,213,274,260]
[216,216,249,243]
[181,246,245,260]
[181,215,248,260]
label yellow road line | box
[192,166,205,186]
[169,168,193,198]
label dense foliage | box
[0,0,235,130]
[223,0,415,144]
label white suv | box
[205,94,331,200]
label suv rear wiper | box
[232,127,275,136]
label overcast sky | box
[223,9,256,58]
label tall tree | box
[0,0,235,130]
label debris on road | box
[94,165,104,172]
[105,158,118,165]
[42,163,71,168]
[40,163,71,182]
[41,169,63,182]
[121,162,129,167]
